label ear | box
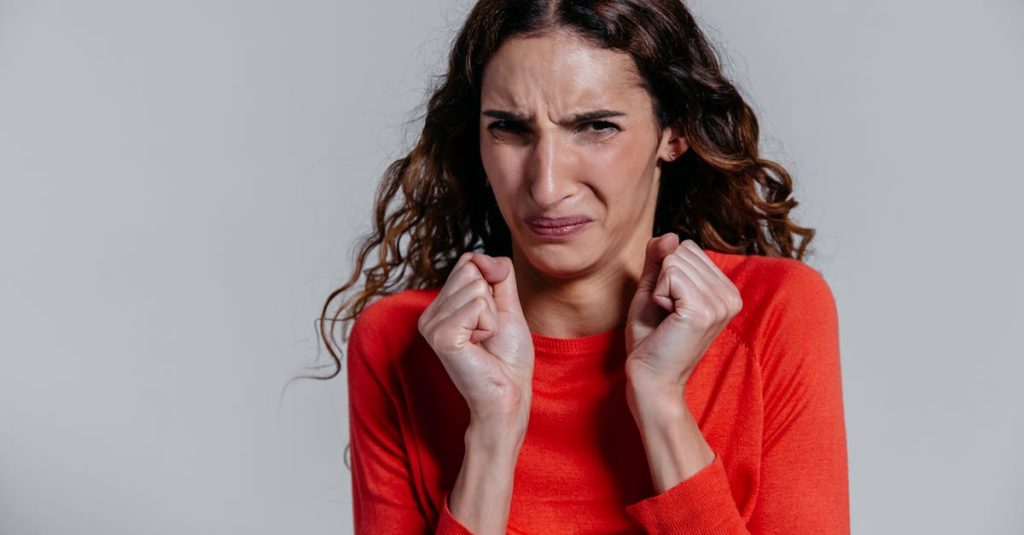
[658,123,688,163]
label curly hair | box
[312,0,815,384]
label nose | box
[528,131,575,209]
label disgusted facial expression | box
[479,30,685,282]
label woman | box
[320,0,849,533]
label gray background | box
[1,0,1022,533]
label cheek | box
[478,145,522,215]
[480,142,518,181]
[587,137,656,199]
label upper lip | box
[524,215,592,228]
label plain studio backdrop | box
[1,0,1021,533]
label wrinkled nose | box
[528,133,575,209]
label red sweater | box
[346,249,849,534]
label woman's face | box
[479,30,684,281]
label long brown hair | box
[312,0,815,384]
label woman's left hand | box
[624,233,743,392]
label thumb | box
[471,254,524,315]
[637,233,679,293]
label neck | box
[511,239,647,339]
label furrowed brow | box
[565,110,625,123]
[482,110,528,122]
[481,109,625,125]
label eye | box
[578,121,619,135]
[488,121,525,133]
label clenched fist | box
[625,233,743,392]
[417,252,534,429]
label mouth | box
[523,216,592,238]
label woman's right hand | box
[417,252,534,432]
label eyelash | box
[580,121,619,134]
[488,121,620,135]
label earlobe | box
[665,141,687,161]
[661,128,688,162]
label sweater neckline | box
[530,326,625,355]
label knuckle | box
[471,296,488,309]
[656,266,678,288]
[453,254,475,275]
[427,329,445,349]
[691,306,717,326]
[470,278,490,295]
[463,260,483,279]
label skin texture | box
[478,30,686,339]
[416,30,743,534]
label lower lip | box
[526,221,591,238]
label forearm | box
[626,381,715,493]
[447,422,525,535]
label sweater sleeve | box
[346,313,474,534]
[624,265,850,534]
[624,449,747,534]
[747,266,850,533]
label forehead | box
[480,31,648,112]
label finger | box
[454,250,476,270]
[430,300,497,390]
[435,254,490,306]
[423,254,491,332]
[468,297,498,344]
[665,248,730,316]
[653,264,721,321]
[471,254,524,315]
[680,241,738,293]
[638,233,679,293]
[437,295,497,353]
[441,277,499,329]
[678,241,742,312]
[663,251,717,296]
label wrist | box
[451,425,522,534]
[465,418,527,457]
[624,384,715,493]
[625,377,685,419]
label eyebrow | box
[481,109,626,125]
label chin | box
[518,242,601,279]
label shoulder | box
[704,249,838,349]
[705,249,835,305]
[352,287,440,334]
[347,287,442,369]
